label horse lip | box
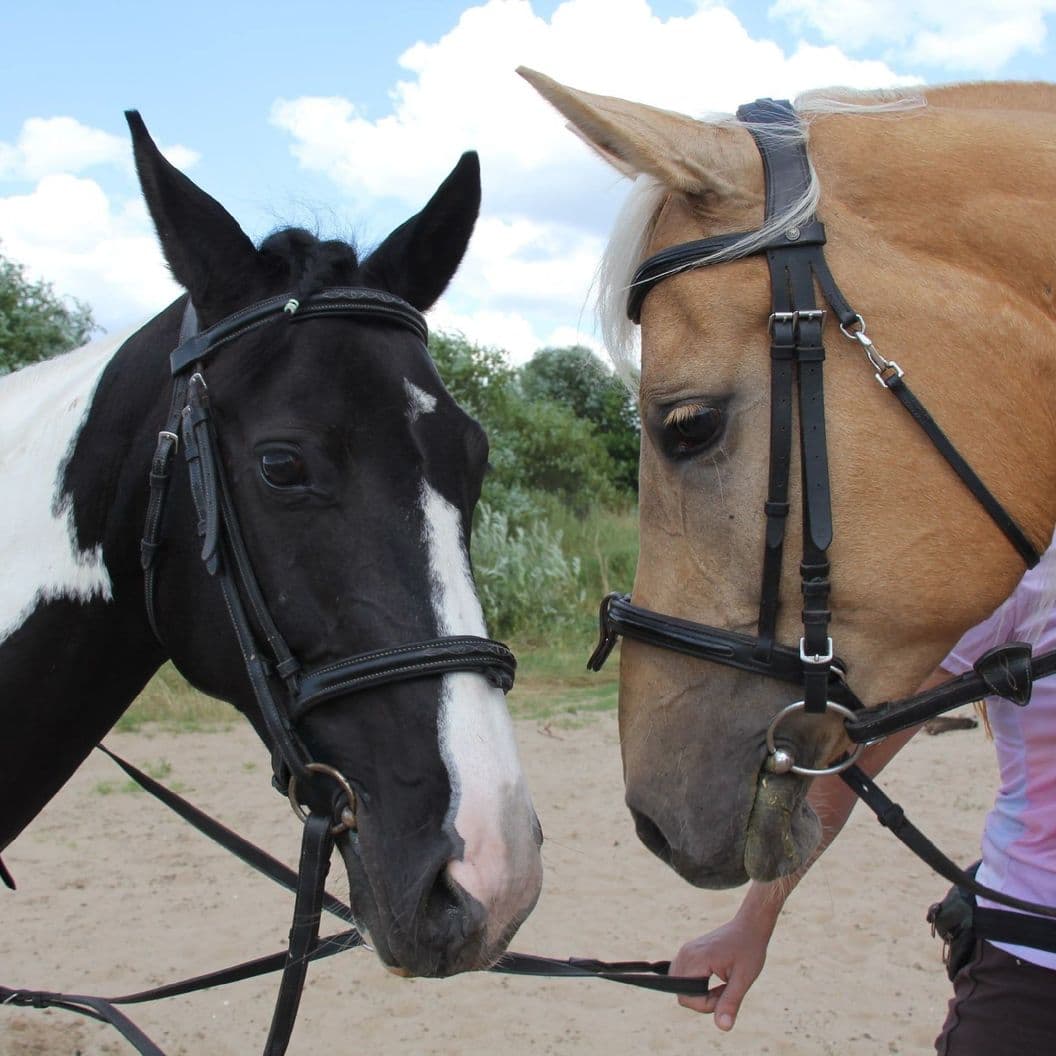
[335,832,397,969]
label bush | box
[471,503,583,640]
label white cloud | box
[0,115,199,181]
[770,0,1056,75]
[272,0,915,210]
[0,1,957,357]
[0,174,179,327]
[269,0,918,358]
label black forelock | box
[257,228,362,299]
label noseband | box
[141,287,516,814]
[589,98,1043,777]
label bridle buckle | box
[799,636,834,666]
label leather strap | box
[841,764,1056,919]
[882,374,1040,567]
[846,641,1056,742]
[588,593,861,710]
[973,907,1056,954]
[263,813,333,1056]
[170,288,428,375]
[292,637,517,719]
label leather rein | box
[587,98,1056,936]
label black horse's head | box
[127,114,542,976]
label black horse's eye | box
[663,403,724,459]
[260,448,308,488]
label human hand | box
[669,914,771,1030]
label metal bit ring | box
[765,700,864,776]
[288,762,358,835]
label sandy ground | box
[1,709,993,1056]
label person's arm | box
[672,666,952,1029]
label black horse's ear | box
[126,110,259,314]
[361,151,480,312]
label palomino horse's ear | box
[126,110,259,313]
[360,151,480,312]
[517,67,754,201]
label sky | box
[2,0,1054,363]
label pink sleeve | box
[942,608,1008,675]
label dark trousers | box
[936,940,1056,1055]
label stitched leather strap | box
[292,637,517,719]
[587,593,861,709]
[846,641,1056,742]
[170,288,428,375]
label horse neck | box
[0,300,184,850]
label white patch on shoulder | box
[0,330,132,643]
[405,379,437,422]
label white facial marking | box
[0,331,131,643]
[404,379,437,422]
[419,482,542,942]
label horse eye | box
[260,449,308,488]
[664,405,724,458]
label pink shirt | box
[944,561,1056,970]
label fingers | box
[678,980,722,1015]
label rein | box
[0,745,708,1056]
[589,98,1056,929]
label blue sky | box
[2,0,1054,361]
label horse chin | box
[743,771,821,882]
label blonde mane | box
[596,86,927,385]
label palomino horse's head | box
[522,71,1056,887]
[128,116,541,972]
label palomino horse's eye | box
[663,404,724,459]
[260,448,308,488]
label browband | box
[170,287,428,375]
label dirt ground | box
[1,709,992,1056]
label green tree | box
[0,248,98,374]
[519,345,640,494]
[429,331,620,514]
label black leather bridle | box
[588,98,1056,936]
[143,287,517,798]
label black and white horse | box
[0,114,542,977]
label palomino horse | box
[521,70,1056,889]
[0,112,542,976]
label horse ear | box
[517,67,754,201]
[360,152,480,312]
[125,110,259,313]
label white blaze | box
[0,331,133,643]
[418,466,541,939]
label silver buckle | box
[767,309,827,337]
[799,636,834,665]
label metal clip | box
[839,314,904,387]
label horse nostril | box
[629,806,674,865]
